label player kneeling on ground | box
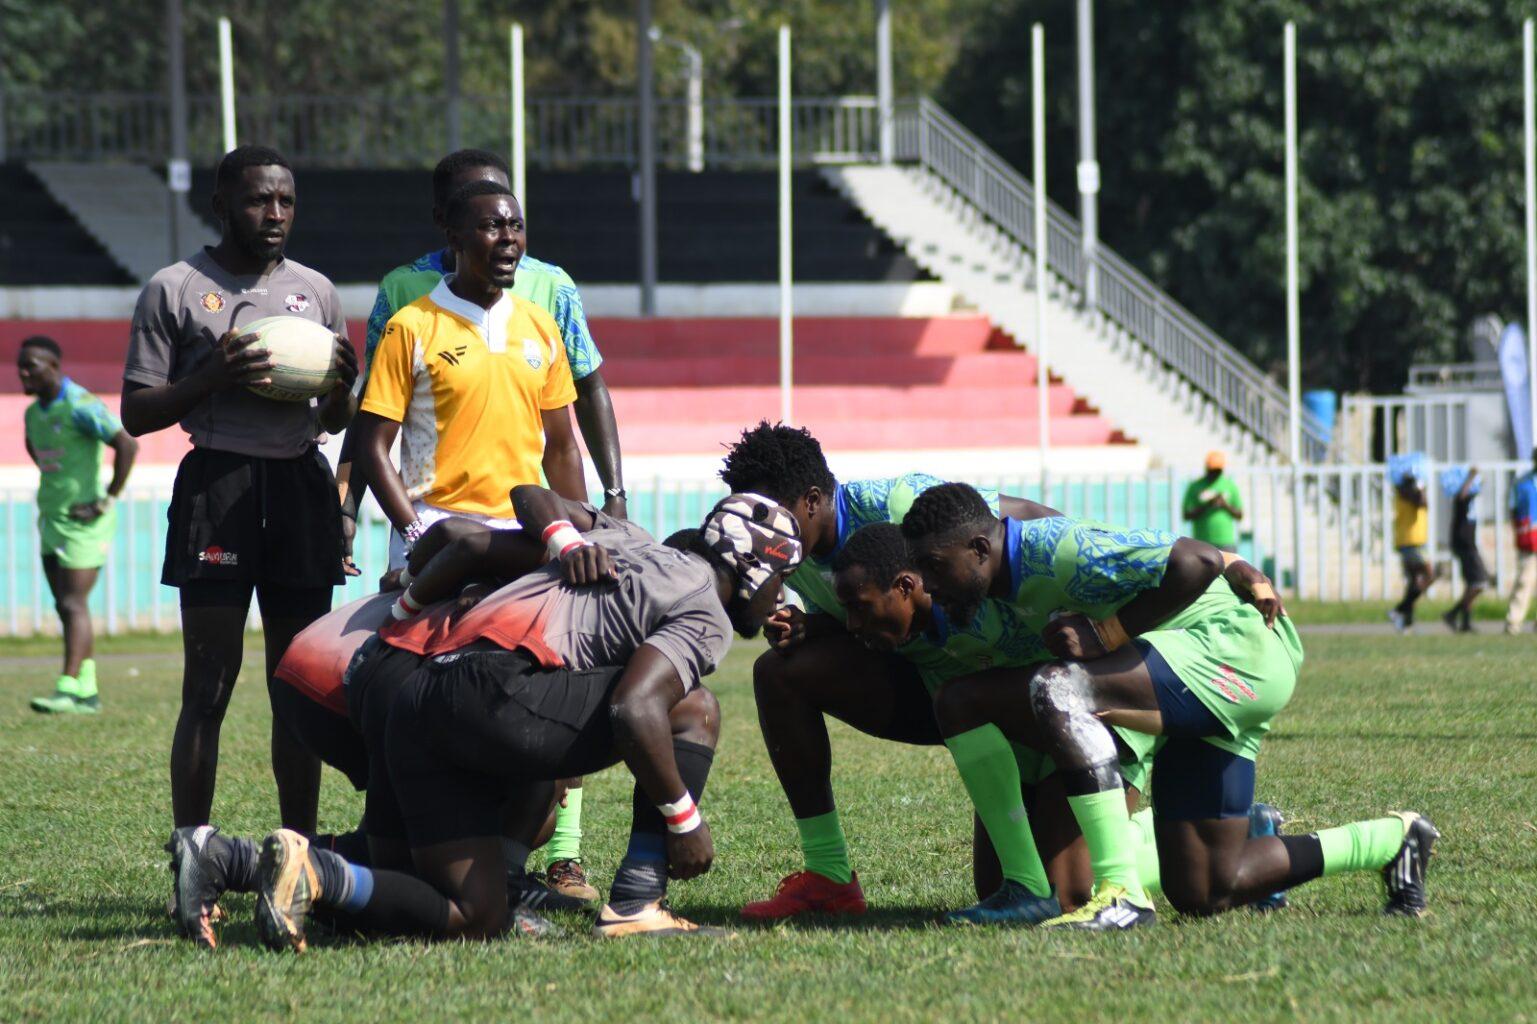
[901,483,1438,931]
[249,487,800,949]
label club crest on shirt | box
[521,338,544,370]
[200,291,226,313]
[284,293,310,313]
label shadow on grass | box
[683,903,948,932]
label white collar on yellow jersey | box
[430,274,513,353]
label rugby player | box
[901,483,1438,930]
[718,421,1066,919]
[830,523,1163,923]
[246,488,801,948]
[18,335,138,713]
[122,145,358,837]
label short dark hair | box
[832,522,913,590]
[215,145,291,192]
[433,149,510,208]
[719,421,837,507]
[663,527,701,552]
[444,180,515,227]
[900,482,995,546]
[19,335,61,360]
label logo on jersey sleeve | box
[284,293,311,313]
[200,291,226,313]
[521,338,544,370]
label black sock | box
[1278,833,1325,889]
[309,847,356,908]
[219,834,261,893]
[349,869,454,937]
[610,739,715,913]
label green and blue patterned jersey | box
[362,250,603,386]
[999,515,1240,636]
[24,378,121,517]
[902,599,1049,694]
[787,473,1000,619]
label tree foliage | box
[941,0,1532,393]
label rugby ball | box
[237,315,340,402]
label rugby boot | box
[509,868,591,913]
[255,829,320,952]
[740,870,867,920]
[1041,883,1156,931]
[1247,803,1289,913]
[1382,812,1439,918]
[168,826,233,949]
[544,858,600,903]
[593,900,727,938]
[510,906,559,938]
[30,675,99,714]
[945,880,1061,926]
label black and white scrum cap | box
[701,493,803,604]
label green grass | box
[1288,597,1515,626]
[2,633,1535,1022]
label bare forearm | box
[120,378,212,437]
[609,647,688,805]
[510,484,595,537]
[574,372,624,493]
[541,443,586,503]
[360,444,415,531]
[1114,537,1224,636]
[106,437,138,496]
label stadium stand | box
[0,165,133,286]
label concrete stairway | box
[825,164,1270,469]
[29,162,215,283]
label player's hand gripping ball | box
[234,316,342,401]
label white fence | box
[2,461,1528,637]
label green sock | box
[945,726,1052,897]
[53,674,82,697]
[1067,788,1147,903]
[543,787,584,866]
[76,659,98,698]
[1317,817,1406,877]
[796,810,853,884]
[1130,807,1161,898]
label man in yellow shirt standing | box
[1389,464,1432,634]
[353,180,585,568]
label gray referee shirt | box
[124,248,346,460]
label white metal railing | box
[3,462,1528,636]
[0,91,880,169]
[1406,361,1506,392]
[891,97,1330,463]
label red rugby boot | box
[741,870,867,920]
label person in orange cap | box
[1183,451,1244,553]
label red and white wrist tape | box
[389,588,424,621]
[541,520,587,561]
[658,792,701,834]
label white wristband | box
[658,792,701,834]
[541,520,587,561]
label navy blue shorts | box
[1142,641,1255,820]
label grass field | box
[2,630,1535,1022]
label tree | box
[941,0,1531,394]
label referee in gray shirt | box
[122,146,359,852]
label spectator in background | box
[17,336,138,713]
[1504,449,1537,635]
[1183,450,1243,553]
[1389,469,1432,634]
[1443,467,1487,634]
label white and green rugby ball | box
[238,315,340,402]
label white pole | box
[686,47,704,173]
[779,25,794,423]
[511,23,526,211]
[1076,0,1098,308]
[1526,19,1536,450]
[1285,21,1301,465]
[876,0,893,163]
[218,16,236,154]
[1033,23,1050,503]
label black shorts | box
[1453,542,1490,586]
[268,674,369,791]
[345,636,429,842]
[386,647,627,846]
[163,446,343,590]
[1151,739,1256,821]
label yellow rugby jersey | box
[361,276,577,518]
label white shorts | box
[388,500,522,570]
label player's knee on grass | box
[1028,662,1118,769]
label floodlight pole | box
[876,0,893,163]
[1285,20,1305,594]
[218,17,236,154]
[779,24,794,423]
[1033,23,1050,505]
[1075,0,1098,307]
[638,0,658,316]
[511,23,526,209]
[1526,19,1537,448]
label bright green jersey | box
[25,378,121,517]
[1000,515,1302,760]
[787,474,1000,620]
[1182,473,1243,548]
[903,600,1049,694]
[363,250,602,385]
